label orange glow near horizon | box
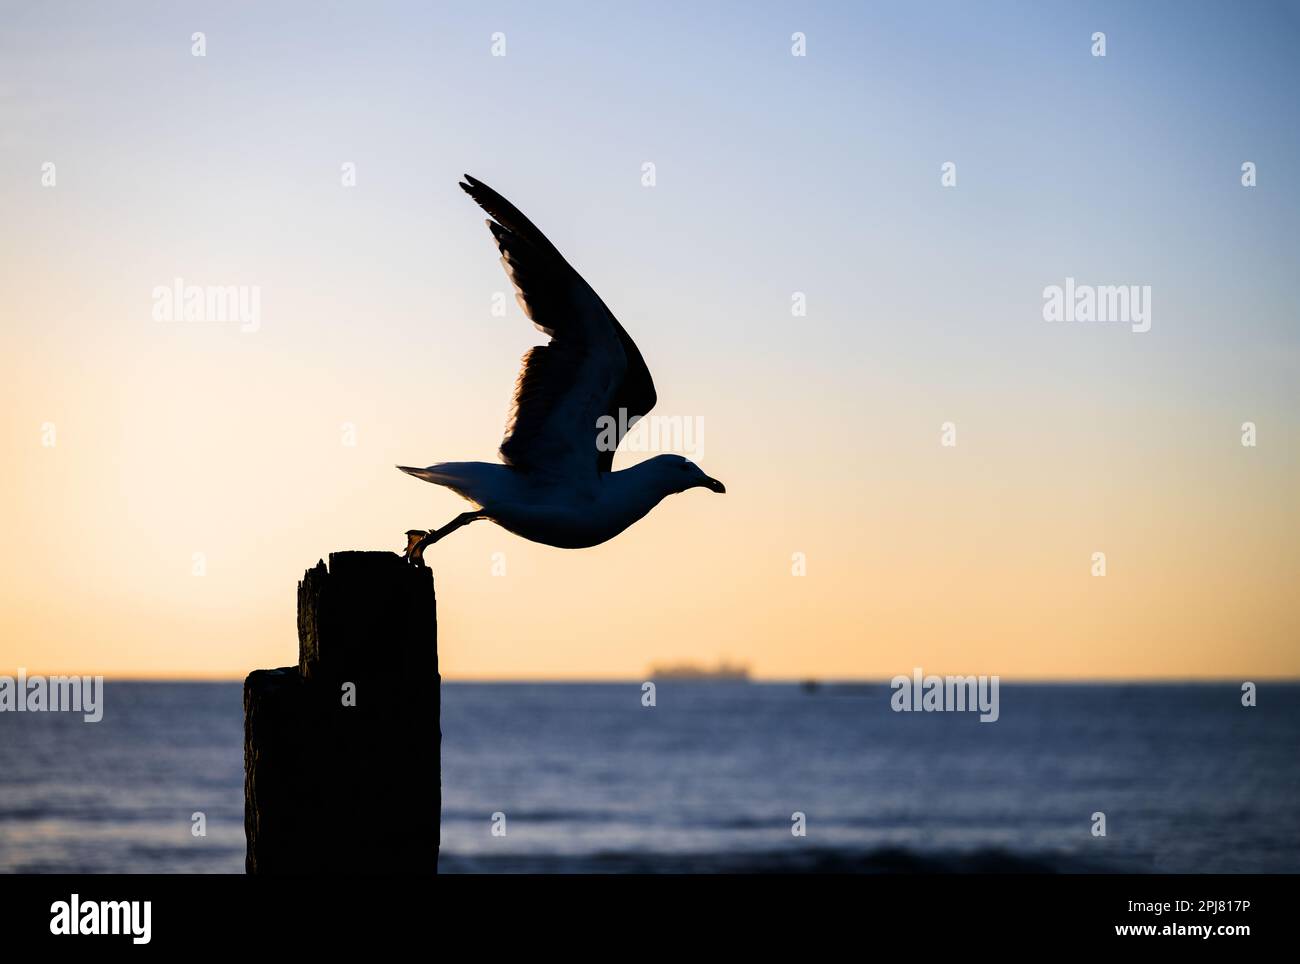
[3,345,1297,681]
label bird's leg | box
[427,511,485,544]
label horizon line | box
[5,671,1296,685]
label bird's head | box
[645,454,726,495]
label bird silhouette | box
[397,174,724,550]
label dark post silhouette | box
[243,551,440,874]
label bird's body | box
[401,458,702,549]
[399,175,723,553]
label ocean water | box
[0,682,1296,873]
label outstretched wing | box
[459,174,656,479]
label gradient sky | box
[2,1,1297,680]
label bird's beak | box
[705,477,726,494]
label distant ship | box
[648,660,750,682]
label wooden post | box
[243,551,439,874]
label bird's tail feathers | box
[397,464,449,485]
[396,463,485,505]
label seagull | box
[397,174,725,551]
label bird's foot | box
[403,528,435,567]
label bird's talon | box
[403,529,434,567]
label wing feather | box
[459,175,656,477]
